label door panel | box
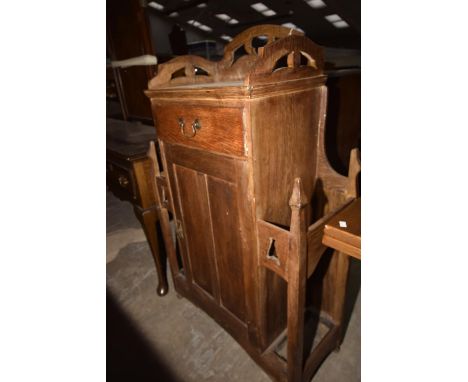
[165,143,250,325]
[207,176,246,321]
[175,165,217,296]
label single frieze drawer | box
[153,105,245,157]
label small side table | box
[107,119,168,296]
[322,198,360,349]
[322,198,361,260]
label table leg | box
[135,206,168,296]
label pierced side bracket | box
[314,84,361,212]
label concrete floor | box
[106,191,361,381]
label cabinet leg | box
[136,207,169,296]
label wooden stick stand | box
[255,153,360,382]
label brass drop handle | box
[192,118,201,131]
[118,175,129,188]
[178,117,201,138]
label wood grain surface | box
[153,104,245,157]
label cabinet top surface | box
[157,81,244,90]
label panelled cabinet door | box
[164,143,248,325]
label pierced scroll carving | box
[250,35,323,77]
[257,219,292,280]
[221,24,303,67]
[147,55,217,89]
[266,238,279,264]
[147,24,324,89]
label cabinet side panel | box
[250,88,322,227]
[207,176,246,322]
[175,165,217,296]
[264,268,288,346]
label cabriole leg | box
[136,206,168,296]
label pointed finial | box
[289,177,309,209]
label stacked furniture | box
[106,118,168,296]
[145,25,360,382]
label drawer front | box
[154,105,245,156]
[106,162,137,202]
